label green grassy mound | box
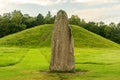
[0,24,119,48]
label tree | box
[69,15,80,25]
[0,13,11,37]
[11,10,26,32]
[109,22,116,28]
[44,11,53,24]
[117,22,120,28]
[79,19,86,27]
[51,15,56,24]
[36,13,44,25]
[85,22,99,34]
[23,14,36,28]
[97,21,106,37]
[104,26,112,39]
[11,10,23,24]
[0,11,26,38]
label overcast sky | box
[0,0,120,24]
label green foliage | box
[72,25,120,48]
[0,24,119,48]
[36,13,44,25]
[0,48,120,80]
[11,10,23,24]
[69,14,120,44]
[44,11,55,24]
[85,21,120,44]
[0,47,28,67]
[23,16,36,28]
[0,11,119,80]
[0,10,120,44]
[0,10,56,38]
[0,10,26,38]
[0,24,53,47]
[69,15,80,25]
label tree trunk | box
[50,10,75,72]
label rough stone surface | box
[50,10,75,72]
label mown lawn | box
[0,47,120,80]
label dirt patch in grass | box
[39,69,88,74]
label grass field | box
[0,24,120,80]
[0,47,120,80]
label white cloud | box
[71,0,119,5]
[71,0,119,3]
[0,0,120,23]
[51,9,58,15]
[0,0,69,14]
[0,0,14,15]
[72,4,120,23]
[0,0,68,7]
[56,0,68,4]
[0,0,55,6]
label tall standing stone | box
[50,10,75,72]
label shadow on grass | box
[0,55,26,67]
[76,62,112,65]
[39,69,88,80]
[40,69,88,74]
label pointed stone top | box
[57,10,66,14]
[56,10,67,18]
[55,10,68,23]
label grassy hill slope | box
[0,24,119,48]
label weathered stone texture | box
[50,10,75,72]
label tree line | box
[69,15,120,44]
[0,10,120,44]
[0,10,55,38]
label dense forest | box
[0,10,120,44]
